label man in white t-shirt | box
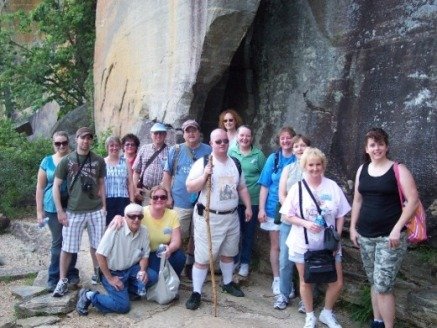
[185,128,252,310]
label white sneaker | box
[273,293,288,310]
[271,278,280,295]
[238,263,249,277]
[319,310,342,328]
[304,314,317,328]
[298,299,306,313]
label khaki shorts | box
[193,207,240,265]
[174,207,194,240]
[358,233,407,293]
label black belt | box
[198,204,237,215]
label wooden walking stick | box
[204,155,218,316]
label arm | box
[127,166,135,203]
[238,186,253,222]
[288,215,322,234]
[35,168,47,224]
[96,252,124,290]
[98,177,106,212]
[350,166,363,248]
[278,166,289,205]
[258,185,268,223]
[186,160,212,193]
[53,177,68,226]
[161,171,174,208]
[133,170,143,200]
[164,227,182,258]
[137,257,149,284]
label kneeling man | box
[76,203,158,315]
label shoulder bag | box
[147,256,180,304]
[393,162,427,244]
[299,180,337,284]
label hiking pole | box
[204,155,217,316]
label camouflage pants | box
[358,233,407,293]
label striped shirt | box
[133,143,169,188]
[105,157,129,198]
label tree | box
[0,0,96,116]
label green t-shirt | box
[228,145,266,205]
[55,151,106,212]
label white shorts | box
[62,209,105,253]
[193,208,240,265]
[260,216,280,231]
[174,207,193,240]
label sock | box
[192,266,208,294]
[306,311,315,317]
[186,253,194,265]
[322,308,333,314]
[220,261,234,285]
[273,276,280,282]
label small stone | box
[16,315,60,328]
[10,286,47,300]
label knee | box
[116,302,130,314]
[374,284,392,294]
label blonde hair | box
[300,147,327,171]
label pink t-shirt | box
[280,176,351,255]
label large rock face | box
[93,0,260,137]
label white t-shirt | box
[187,155,246,211]
[280,176,351,254]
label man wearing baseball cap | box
[52,126,107,297]
[161,119,211,279]
[133,122,169,205]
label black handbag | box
[298,181,337,284]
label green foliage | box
[411,244,437,264]
[0,0,97,116]
[0,119,52,217]
[92,128,113,157]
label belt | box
[206,207,237,215]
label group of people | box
[35,109,420,328]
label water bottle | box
[38,217,49,229]
[314,214,325,227]
[136,271,146,297]
[156,244,166,258]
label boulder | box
[10,286,47,300]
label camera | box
[81,176,94,193]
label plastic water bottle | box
[156,244,166,258]
[314,214,325,227]
[38,217,49,229]
[136,271,146,297]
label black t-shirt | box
[357,162,402,237]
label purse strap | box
[299,181,310,245]
[302,179,328,228]
[139,144,166,184]
[393,162,406,206]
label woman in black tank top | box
[349,128,420,328]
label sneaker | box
[298,299,306,313]
[304,314,317,328]
[91,268,100,285]
[184,264,193,281]
[76,288,92,316]
[273,294,288,310]
[185,292,201,310]
[319,310,342,328]
[222,281,244,297]
[238,263,249,277]
[288,289,296,300]
[272,278,280,295]
[52,278,68,297]
[370,321,385,328]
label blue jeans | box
[279,222,295,297]
[148,249,186,277]
[91,263,158,314]
[46,212,79,287]
[235,204,259,265]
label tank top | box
[357,162,402,237]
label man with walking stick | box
[185,128,252,311]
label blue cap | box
[150,122,167,132]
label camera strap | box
[69,152,91,193]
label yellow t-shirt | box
[142,206,180,251]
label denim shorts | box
[289,251,342,264]
[358,233,407,293]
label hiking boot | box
[222,281,244,297]
[185,292,201,310]
[304,314,317,328]
[319,310,342,328]
[238,263,249,277]
[91,267,101,285]
[273,293,288,310]
[76,288,92,316]
[184,264,193,281]
[52,278,68,297]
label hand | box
[349,227,360,248]
[134,188,144,202]
[36,211,44,225]
[388,229,401,249]
[57,211,68,227]
[258,209,267,223]
[245,207,253,222]
[109,275,124,290]
[306,221,322,234]
[108,215,124,230]
[137,270,148,284]
[162,245,171,259]
[204,161,213,176]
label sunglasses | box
[126,214,144,221]
[153,131,166,135]
[54,141,68,147]
[151,194,168,201]
[223,118,234,123]
[214,139,229,145]
[124,142,137,147]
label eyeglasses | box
[214,139,229,145]
[126,214,144,221]
[124,142,136,147]
[151,194,168,201]
[54,141,68,147]
[153,131,166,135]
[223,119,234,123]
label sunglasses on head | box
[223,118,234,123]
[124,142,136,147]
[54,141,68,147]
[126,214,144,220]
[152,194,168,201]
[214,139,229,145]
